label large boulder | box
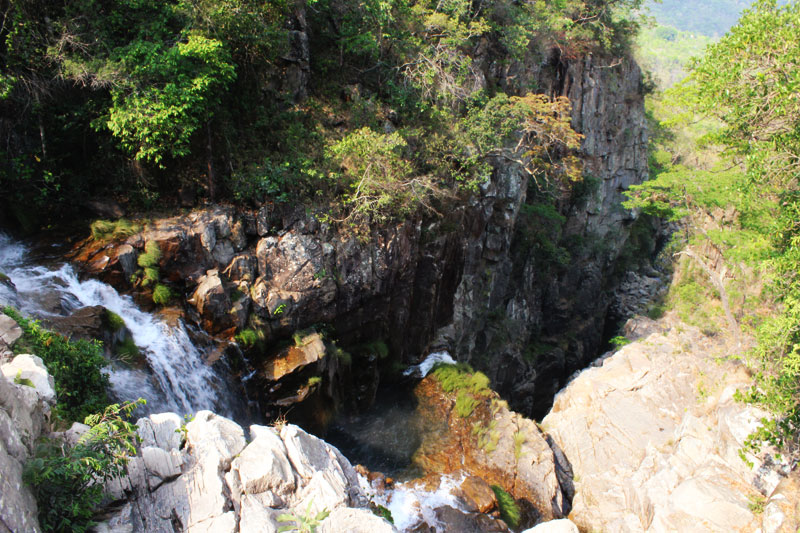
[102,413,391,533]
[541,316,794,532]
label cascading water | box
[0,232,240,418]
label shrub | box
[3,307,109,423]
[137,241,162,268]
[235,328,259,348]
[152,284,172,305]
[490,485,520,529]
[24,400,144,533]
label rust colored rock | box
[262,332,325,381]
[188,270,232,334]
[455,475,497,514]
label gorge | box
[2,0,800,531]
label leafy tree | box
[24,400,145,533]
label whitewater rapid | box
[0,232,235,416]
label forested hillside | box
[0,0,643,231]
[627,0,800,458]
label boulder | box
[0,313,22,348]
[541,318,787,533]
[231,425,296,497]
[1,354,56,405]
[318,507,396,533]
[262,332,325,381]
[522,519,579,533]
[188,270,232,333]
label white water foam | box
[403,350,456,378]
[0,232,227,415]
[360,472,468,531]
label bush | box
[137,241,162,268]
[24,400,144,533]
[490,485,520,529]
[3,307,109,423]
[152,284,172,305]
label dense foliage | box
[3,307,110,422]
[626,0,800,458]
[24,400,144,533]
[0,0,643,229]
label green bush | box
[152,284,172,306]
[490,485,520,529]
[235,328,259,348]
[24,400,144,533]
[3,307,109,423]
[137,241,162,268]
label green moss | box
[0,272,9,284]
[455,391,478,418]
[116,337,140,365]
[491,485,520,529]
[105,310,126,332]
[432,363,491,396]
[90,219,141,241]
[306,376,322,387]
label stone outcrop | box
[410,374,565,527]
[541,314,798,532]
[0,353,56,533]
[102,412,394,532]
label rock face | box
[541,314,798,532]
[103,412,394,533]
[70,52,649,422]
[0,353,56,533]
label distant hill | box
[644,0,755,37]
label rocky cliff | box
[72,51,649,422]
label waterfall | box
[0,232,237,417]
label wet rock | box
[115,244,138,277]
[455,475,497,513]
[223,253,256,282]
[262,332,325,381]
[412,375,564,525]
[188,270,232,333]
[433,505,509,532]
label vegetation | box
[490,484,521,529]
[277,500,330,533]
[626,0,800,460]
[0,0,645,230]
[90,219,141,241]
[432,363,491,396]
[3,307,109,423]
[24,399,145,533]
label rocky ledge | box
[542,315,800,532]
[99,412,393,533]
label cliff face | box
[74,51,648,420]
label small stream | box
[0,232,244,419]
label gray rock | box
[0,314,22,348]
[1,354,56,405]
[318,507,396,533]
[523,519,579,533]
[136,412,183,450]
[232,425,296,496]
